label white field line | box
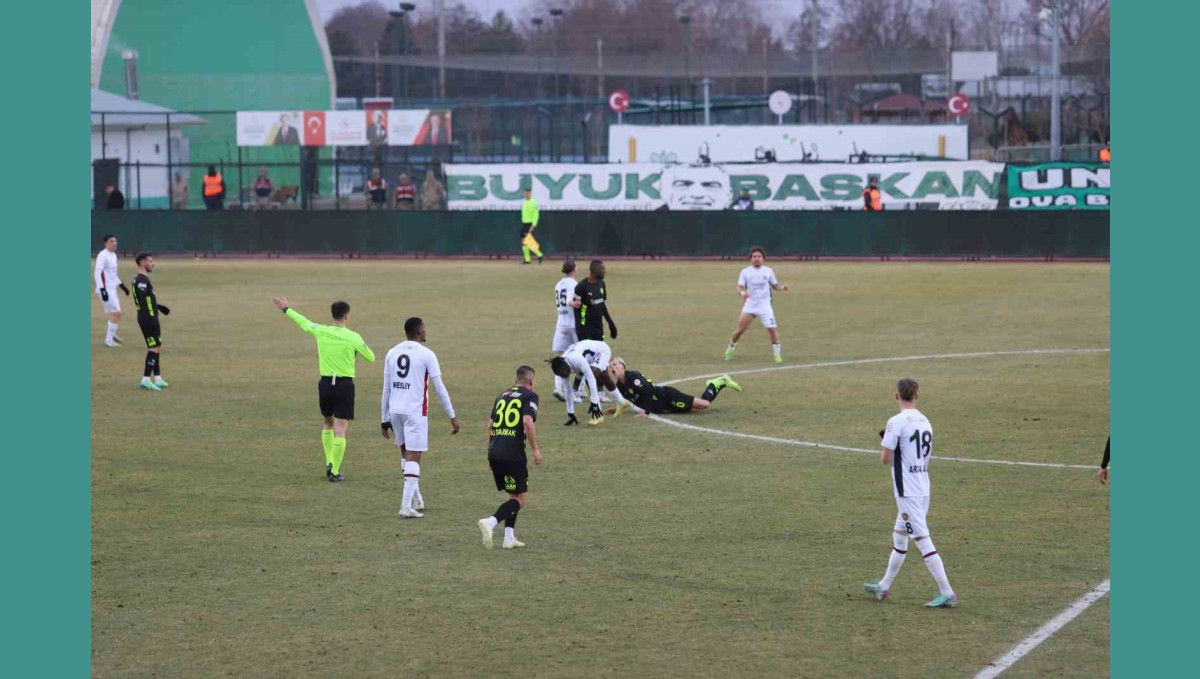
[647,348,1109,471]
[972,579,1111,679]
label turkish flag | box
[303,111,326,146]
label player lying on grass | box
[605,359,740,418]
[547,339,631,426]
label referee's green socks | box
[331,436,347,475]
[321,429,335,467]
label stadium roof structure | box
[90,89,206,128]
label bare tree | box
[325,2,389,56]
[1024,0,1109,46]
[830,0,929,50]
[964,0,1010,49]
[787,1,833,51]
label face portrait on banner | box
[367,110,388,146]
[272,113,301,146]
[660,164,731,210]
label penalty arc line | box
[647,348,1109,470]
[971,579,1110,679]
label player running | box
[606,359,740,417]
[273,296,376,482]
[551,259,581,402]
[381,317,460,518]
[864,378,958,608]
[477,365,543,549]
[95,234,130,347]
[724,246,790,363]
[131,253,171,391]
[547,339,630,426]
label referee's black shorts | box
[318,376,355,420]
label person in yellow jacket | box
[520,188,544,265]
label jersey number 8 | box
[492,399,521,428]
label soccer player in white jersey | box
[551,259,581,402]
[94,234,130,347]
[548,339,630,426]
[865,378,958,608]
[724,246,790,363]
[381,317,460,518]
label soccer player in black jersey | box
[607,358,740,417]
[572,260,617,342]
[131,253,171,391]
[478,366,543,550]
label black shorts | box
[138,317,161,349]
[659,387,694,414]
[318,376,355,420]
[489,457,529,494]
[576,324,604,342]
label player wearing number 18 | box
[478,366,542,550]
[864,378,958,608]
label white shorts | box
[98,287,121,314]
[390,413,429,452]
[893,495,931,538]
[585,344,611,372]
[552,325,578,353]
[741,302,776,329]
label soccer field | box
[91,259,1109,678]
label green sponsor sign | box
[446,162,1003,211]
[1007,162,1110,210]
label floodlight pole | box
[1050,1,1062,161]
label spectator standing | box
[105,185,125,210]
[394,173,416,211]
[1099,143,1110,164]
[420,172,446,210]
[366,169,388,210]
[253,166,275,209]
[862,175,882,211]
[730,189,755,211]
[170,173,189,210]
[202,165,225,211]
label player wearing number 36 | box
[381,317,460,519]
[865,378,958,608]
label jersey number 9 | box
[396,354,410,378]
[492,399,522,429]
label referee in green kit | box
[273,296,376,482]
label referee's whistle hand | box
[272,296,289,310]
[450,418,461,435]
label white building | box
[91,88,205,208]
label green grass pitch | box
[91,260,1109,677]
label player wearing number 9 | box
[381,317,460,519]
[865,378,959,609]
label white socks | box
[879,532,908,590]
[106,322,118,343]
[922,547,954,597]
[481,516,498,529]
[402,461,421,510]
[772,343,781,357]
[504,527,515,541]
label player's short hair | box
[562,259,576,274]
[331,301,351,321]
[548,357,570,378]
[897,378,919,402]
[515,365,535,383]
[404,316,424,339]
[749,246,765,258]
[134,252,151,266]
[589,259,604,274]
[102,234,115,244]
